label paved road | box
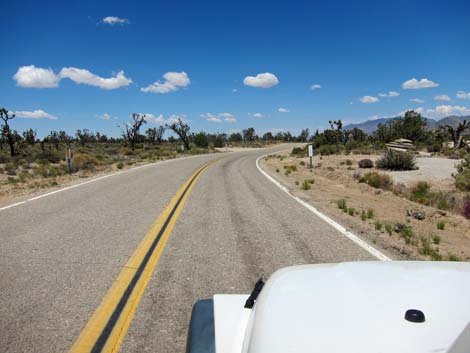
[0,146,378,353]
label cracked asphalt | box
[0,146,377,353]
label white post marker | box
[308,144,313,168]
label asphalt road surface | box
[0,145,380,353]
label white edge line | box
[256,153,392,261]
[0,154,210,212]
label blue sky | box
[1,0,470,137]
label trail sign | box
[308,144,313,168]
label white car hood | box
[239,262,470,353]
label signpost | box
[308,144,313,169]
[65,147,72,175]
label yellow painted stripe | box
[69,160,216,353]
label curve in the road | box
[256,153,391,261]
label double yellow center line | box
[69,160,216,353]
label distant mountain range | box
[344,115,470,134]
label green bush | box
[348,207,355,216]
[291,146,306,156]
[359,172,393,189]
[376,149,417,171]
[301,179,311,190]
[410,181,431,203]
[454,154,470,191]
[374,221,383,230]
[385,223,392,235]
[117,162,124,169]
[37,150,62,164]
[437,221,445,230]
[317,144,340,155]
[432,233,442,244]
[337,199,347,211]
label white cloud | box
[142,113,165,124]
[15,109,58,120]
[457,91,470,99]
[219,112,237,123]
[310,84,321,90]
[13,65,60,88]
[140,113,187,124]
[167,114,188,124]
[201,113,222,123]
[360,95,379,104]
[402,78,439,89]
[252,113,265,118]
[243,72,279,88]
[59,67,132,90]
[434,94,451,101]
[97,113,112,120]
[378,91,399,97]
[141,71,190,94]
[102,16,129,25]
[278,107,289,113]
[426,105,470,118]
[410,98,424,103]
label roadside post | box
[65,146,72,175]
[308,144,313,168]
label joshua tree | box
[48,131,60,150]
[146,125,165,144]
[23,128,37,146]
[121,113,147,151]
[167,118,190,150]
[440,120,470,149]
[0,108,17,156]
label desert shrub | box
[437,198,449,210]
[448,254,461,261]
[0,154,11,163]
[432,234,442,244]
[73,153,101,171]
[33,165,67,178]
[463,200,470,219]
[117,162,124,169]
[410,181,431,203]
[300,180,310,190]
[367,209,374,218]
[359,172,393,189]
[346,159,353,166]
[275,168,279,173]
[283,165,297,172]
[5,162,17,175]
[385,223,392,235]
[317,144,339,155]
[376,149,417,171]
[299,161,305,166]
[437,221,445,230]
[337,199,347,211]
[348,207,355,216]
[361,210,367,221]
[358,159,374,168]
[37,150,62,164]
[291,146,306,156]
[398,224,414,244]
[7,176,18,184]
[454,154,470,191]
[374,221,383,230]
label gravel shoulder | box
[260,151,470,262]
